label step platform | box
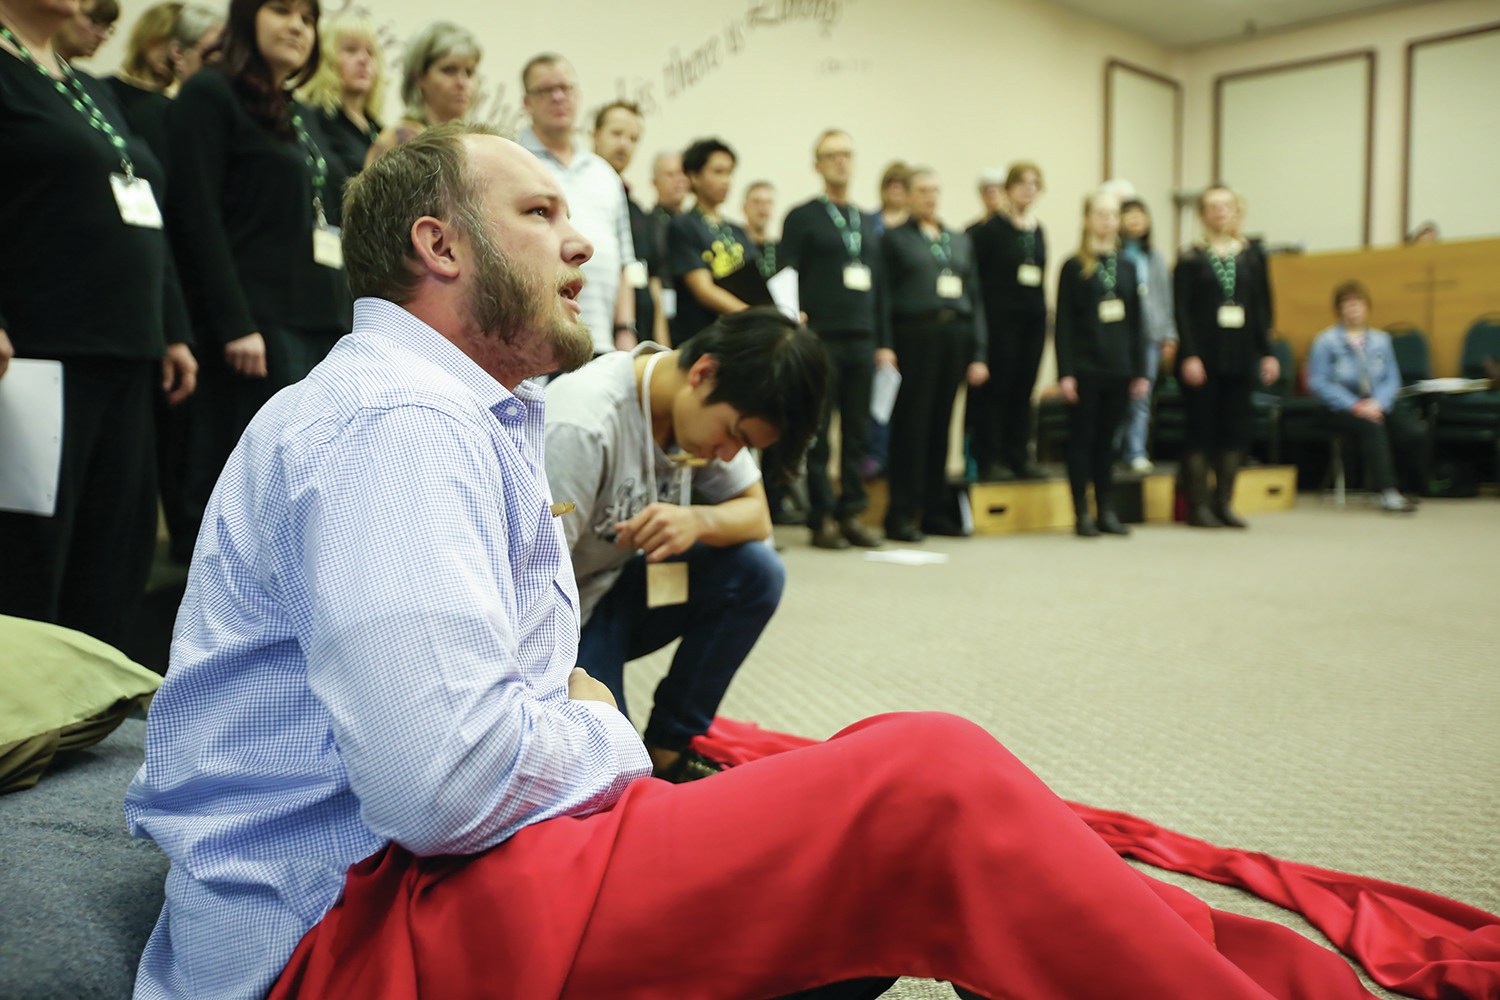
[860,465,1296,536]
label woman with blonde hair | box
[114,0,180,92]
[298,14,386,176]
[365,20,478,164]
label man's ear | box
[410,217,463,280]
[687,353,719,389]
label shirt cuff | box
[575,698,653,778]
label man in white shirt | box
[518,52,637,354]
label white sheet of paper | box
[870,364,901,424]
[864,549,950,566]
[767,266,800,321]
[0,359,64,516]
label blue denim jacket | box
[1307,325,1401,412]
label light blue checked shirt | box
[124,298,651,1000]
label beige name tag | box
[1098,298,1126,324]
[625,259,649,289]
[660,288,678,319]
[646,561,689,608]
[1217,304,1246,329]
[1017,263,1043,287]
[313,225,344,269]
[110,173,163,229]
[843,263,872,291]
[936,273,963,299]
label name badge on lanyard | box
[1017,263,1043,287]
[625,259,649,289]
[843,262,872,291]
[936,272,963,299]
[1098,297,1126,324]
[1217,304,1246,329]
[660,287,678,318]
[111,173,162,229]
[640,352,694,608]
[313,223,344,269]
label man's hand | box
[1352,398,1385,423]
[568,667,617,709]
[162,343,199,405]
[1180,355,1206,388]
[875,347,897,371]
[1260,353,1281,387]
[966,361,990,387]
[614,502,704,562]
[1130,376,1150,400]
[1059,375,1078,403]
[225,332,268,378]
[0,328,12,379]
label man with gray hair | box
[520,52,637,353]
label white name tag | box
[625,259,649,289]
[1017,263,1043,287]
[1098,298,1126,324]
[843,263,872,291]
[110,173,162,229]
[1217,304,1246,329]
[646,561,689,608]
[312,225,344,269]
[936,273,963,299]
[660,288,678,319]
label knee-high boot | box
[1182,451,1222,528]
[1213,450,1247,528]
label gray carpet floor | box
[621,497,1500,999]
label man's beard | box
[464,224,595,375]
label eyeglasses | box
[817,150,853,161]
[526,83,575,99]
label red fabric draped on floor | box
[692,717,1500,1000]
[272,714,1389,1000]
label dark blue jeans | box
[577,541,786,751]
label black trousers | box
[0,360,158,650]
[1180,372,1255,454]
[805,329,876,524]
[973,308,1046,472]
[1066,375,1131,516]
[886,315,972,529]
[186,325,342,534]
[1326,401,1428,492]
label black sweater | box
[779,196,880,336]
[317,105,379,179]
[0,52,183,359]
[1173,242,1273,377]
[166,68,351,347]
[877,218,986,359]
[971,214,1048,321]
[1054,254,1146,380]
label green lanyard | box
[1209,249,1237,302]
[1,23,133,176]
[757,241,777,279]
[698,209,743,256]
[1018,227,1036,263]
[821,197,862,260]
[290,109,329,222]
[925,229,953,270]
[1097,253,1118,295]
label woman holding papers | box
[0,0,196,647]
[1173,184,1278,528]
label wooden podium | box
[1268,237,1500,374]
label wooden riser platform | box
[859,466,1297,536]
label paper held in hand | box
[0,359,64,516]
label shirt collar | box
[518,124,575,164]
[351,297,541,425]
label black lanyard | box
[924,228,953,270]
[821,197,862,260]
[291,109,329,222]
[1097,253,1118,295]
[1209,250,1237,302]
[1,23,133,176]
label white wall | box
[1407,26,1500,241]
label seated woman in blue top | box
[1307,281,1427,513]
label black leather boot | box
[1214,450,1248,528]
[1182,451,1223,528]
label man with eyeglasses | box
[53,0,118,62]
[519,52,637,355]
[779,129,884,550]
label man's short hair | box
[812,128,848,157]
[1005,161,1044,191]
[87,0,121,26]
[677,308,829,470]
[1332,280,1372,313]
[682,137,735,175]
[342,122,505,304]
[879,160,911,190]
[593,100,641,132]
[905,167,935,190]
[743,180,773,198]
[520,51,565,91]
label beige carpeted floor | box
[621,496,1500,999]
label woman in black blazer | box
[1173,185,1278,528]
[166,0,351,528]
[1054,192,1148,537]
